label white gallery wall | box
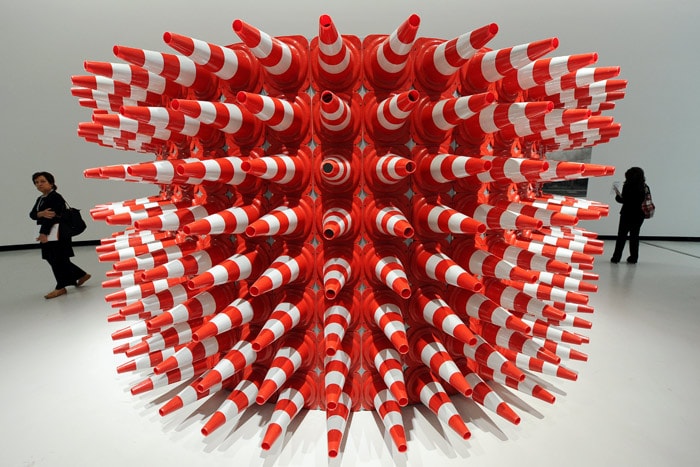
[2,0,699,247]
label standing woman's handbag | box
[62,202,87,236]
[642,184,655,219]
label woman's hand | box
[37,234,48,243]
[38,209,55,219]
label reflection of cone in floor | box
[362,288,409,355]
[405,365,471,440]
[201,365,267,436]
[162,31,261,93]
[363,371,408,453]
[408,285,476,346]
[326,376,360,458]
[261,371,318,451]
[362,331,408,406]
[321,289,359,357]
[324,332,359,411]
[405,326,473,397]
[250,288,315,351]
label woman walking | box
[29,171,90,298]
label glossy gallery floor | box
[1,240,698,467]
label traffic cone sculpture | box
[321,290,359,356]
[162,31,262,94]
[325,376,360,458]
[79,13,621,460]
[312,14,361,94]
[405,366,472,439]
[362,331,409,406]
[261,371,318,451]
[363,371,408,453]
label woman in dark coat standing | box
[611,166,647,264]
[29,171,90,298]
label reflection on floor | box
[1,241,698,467]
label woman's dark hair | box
[624,167,645,185]
[32,171,57,190]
